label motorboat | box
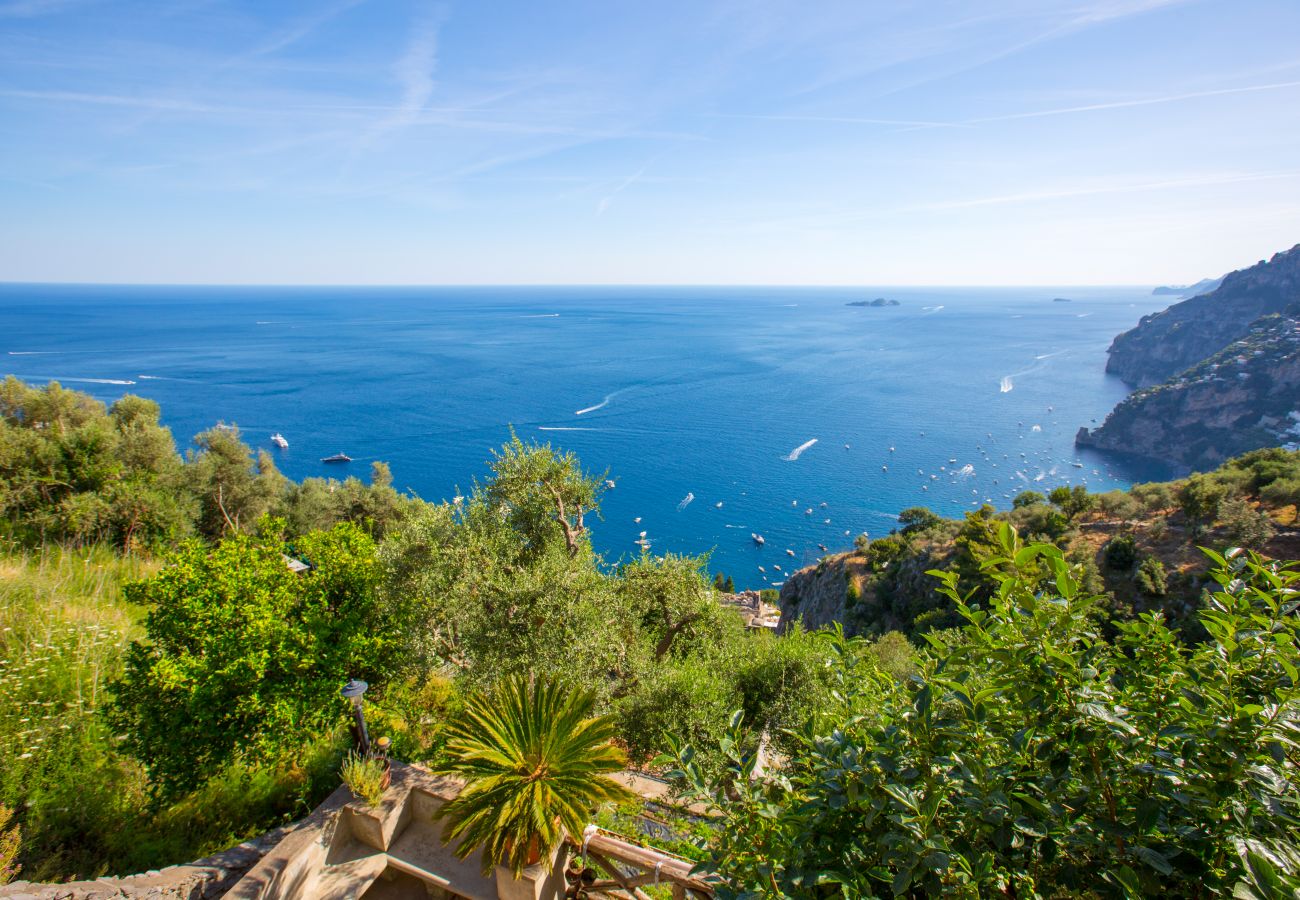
[271,433,288,449]
[321,452,352,463]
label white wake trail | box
[784,438,818,461]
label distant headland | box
[847,297,900,307]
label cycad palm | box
[434,675,634,876]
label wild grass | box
[0,543,345,881]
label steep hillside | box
[776,451,1300,639]
[1106,244,1300,387]
[1078,313,1300,471]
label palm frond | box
[434,675,635,877]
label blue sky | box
[1,0,1298,284]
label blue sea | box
[0,284,1174,588]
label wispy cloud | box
[361,7,443,145]
[969,79,1300,123]
[706,112,967,129]
[596,164,648,215]
[904,170,1300,212]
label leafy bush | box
[1049,484,1093,520]
[672,530,1300,899]
[340,752,387,806]
[1131,481,1177,514]
[1220,497,1276,550]
[1262,476,1300,509]
[1012,490,1047,509]
[1134,555,1167,597]
[1094,489,1142,521]
[845,576,861,606]
[107,523,395,796]
[1104,534,1139,570]
[898,507,942,535]
[1179,473,1229,537]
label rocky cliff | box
[1106,245,1300,387]
[1079,312,1300,471]
[776,553,856,635]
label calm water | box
[0,284,1173,588]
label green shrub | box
[1220,497,1276,550]
[672,533,1300,898]
[1179,473,1228,537]
[1262,476,1300,508]
[1134,555,1167,597]
[1131,481,1177,514]
[845,577,861,607]
[1094,490,1142,521]
[758,588,779,606]
[1012,490,1047,509]
[1103,534,1138,570]
[898,507,942,535]
[1049,484,1093,520]
[107,523,396,796]
[340,752,387,806]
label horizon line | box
[0,279,1169,289]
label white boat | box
[752,533,765,546]
[785,549,795,557]
[271,433,288,449]
[605,479,617,489]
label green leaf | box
[1132,846,1173,876]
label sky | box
[1,0,1299,285]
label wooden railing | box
[570,825,716,899]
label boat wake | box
[677,492,695,511]
[999,376,1014,393]
[538,426,598,432]
[34,376,135,385]
[783,438,818,461]
[576,388,629,416]
[520,313,560,318]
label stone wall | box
[0,824,293,900]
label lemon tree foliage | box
[107,522,396,796]
[672,527,1300,899]
[434,676,635,877]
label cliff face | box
[1079,313,1300,471]
[776,554,854,635]
[1106,245,1300,387]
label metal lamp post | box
[341,679,371,756]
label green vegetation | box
[0,379,837,882]
[434,676,634,876]
[0,804,19,885]
[0,376,412,550]
[339,752,387,807]
[2,377,1298,896]
[107,523,395,796]
[821,446,1300,641]
[673,535,1300,898]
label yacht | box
[271,433,289,449]
[751,533,765,546]
[321,452,352,463]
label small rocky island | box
[847,297,900,307]
[1077,244,1300,471]
[1052,297,1072,302]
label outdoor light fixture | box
[340,678,371,756]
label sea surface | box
[0,284,1176,589]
